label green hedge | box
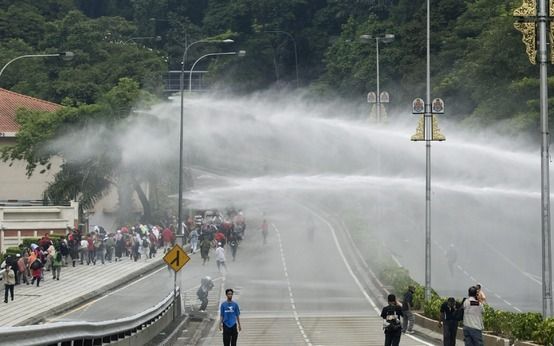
[4,247,22,256]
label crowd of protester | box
[0,222,178,300]
[1,207,248,304]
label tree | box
[1,78,163,223]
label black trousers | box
[384,331,401,346]
[4,284,14,302]
[223,324,238,346]
[443,320,458,346]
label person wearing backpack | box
[30,258,43,287]
[52,252,63,280]
[381,294,404,346]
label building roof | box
[0,88,61,135]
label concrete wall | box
[414,313,541,346]
[0,202,78,252]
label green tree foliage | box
[1,0,552,223]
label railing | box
[0,200,72,207]
[0,287,181,346]
[162,70,208,93]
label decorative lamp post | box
[410,0,446,303]
[360,34,394,123]
[514,0,553,318]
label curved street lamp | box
[123,36,162,44]
[188,50,246,93]
[175,39,235,244]
[360,34,394,123]
[264,30,299,88]
[0,52,74,80]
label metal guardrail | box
[0,287,181,346]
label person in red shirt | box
[162,227,174,253]
[214,230,226,247]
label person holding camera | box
[463,286,484,346]
[381,294,404,346]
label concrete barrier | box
[414,313,515,346]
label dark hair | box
[387,294,396,302]
[468,286,478,297]
[225,288,234,295]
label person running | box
[219,288,241,346]
[261,219,268,245]
[52,252,62,280]
[215,242,227,273]
[190,227,199,253]
[228,231,239,261]
[200,236,212,265]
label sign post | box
[163,244,191,320]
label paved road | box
[196,201,435,346]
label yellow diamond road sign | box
[163,244,190,272]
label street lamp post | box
[409,0,445,303]
[0,52,74,80]
[123,36,162,44]
[514,0,553,318]
[188,50,246,93]
[176,39,235,246]
[264,30,299,88]
[360,34,394,123]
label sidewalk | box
[0,257,163,327]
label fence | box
[0,288,181,346]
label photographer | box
[381,294,404,346]
[463,286,484,346]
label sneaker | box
[407,330,415,334]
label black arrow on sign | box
[170,251,180,267]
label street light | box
[123,36,162,44]
[0,52,74,80]
[360,34,394,123]
[176,39,234,245]
[264,30,299,88]
[513,0,553,318]
[188,50,246,93]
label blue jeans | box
[463,326,483,346]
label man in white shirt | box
[215,242,227,273]
[463,286,484,346]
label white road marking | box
[273,223,313,346]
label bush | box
[423,295,443,321]
[533,318,554,345]
[513,312,542,341]
[4,247,21,256]
[21,238,40,250]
